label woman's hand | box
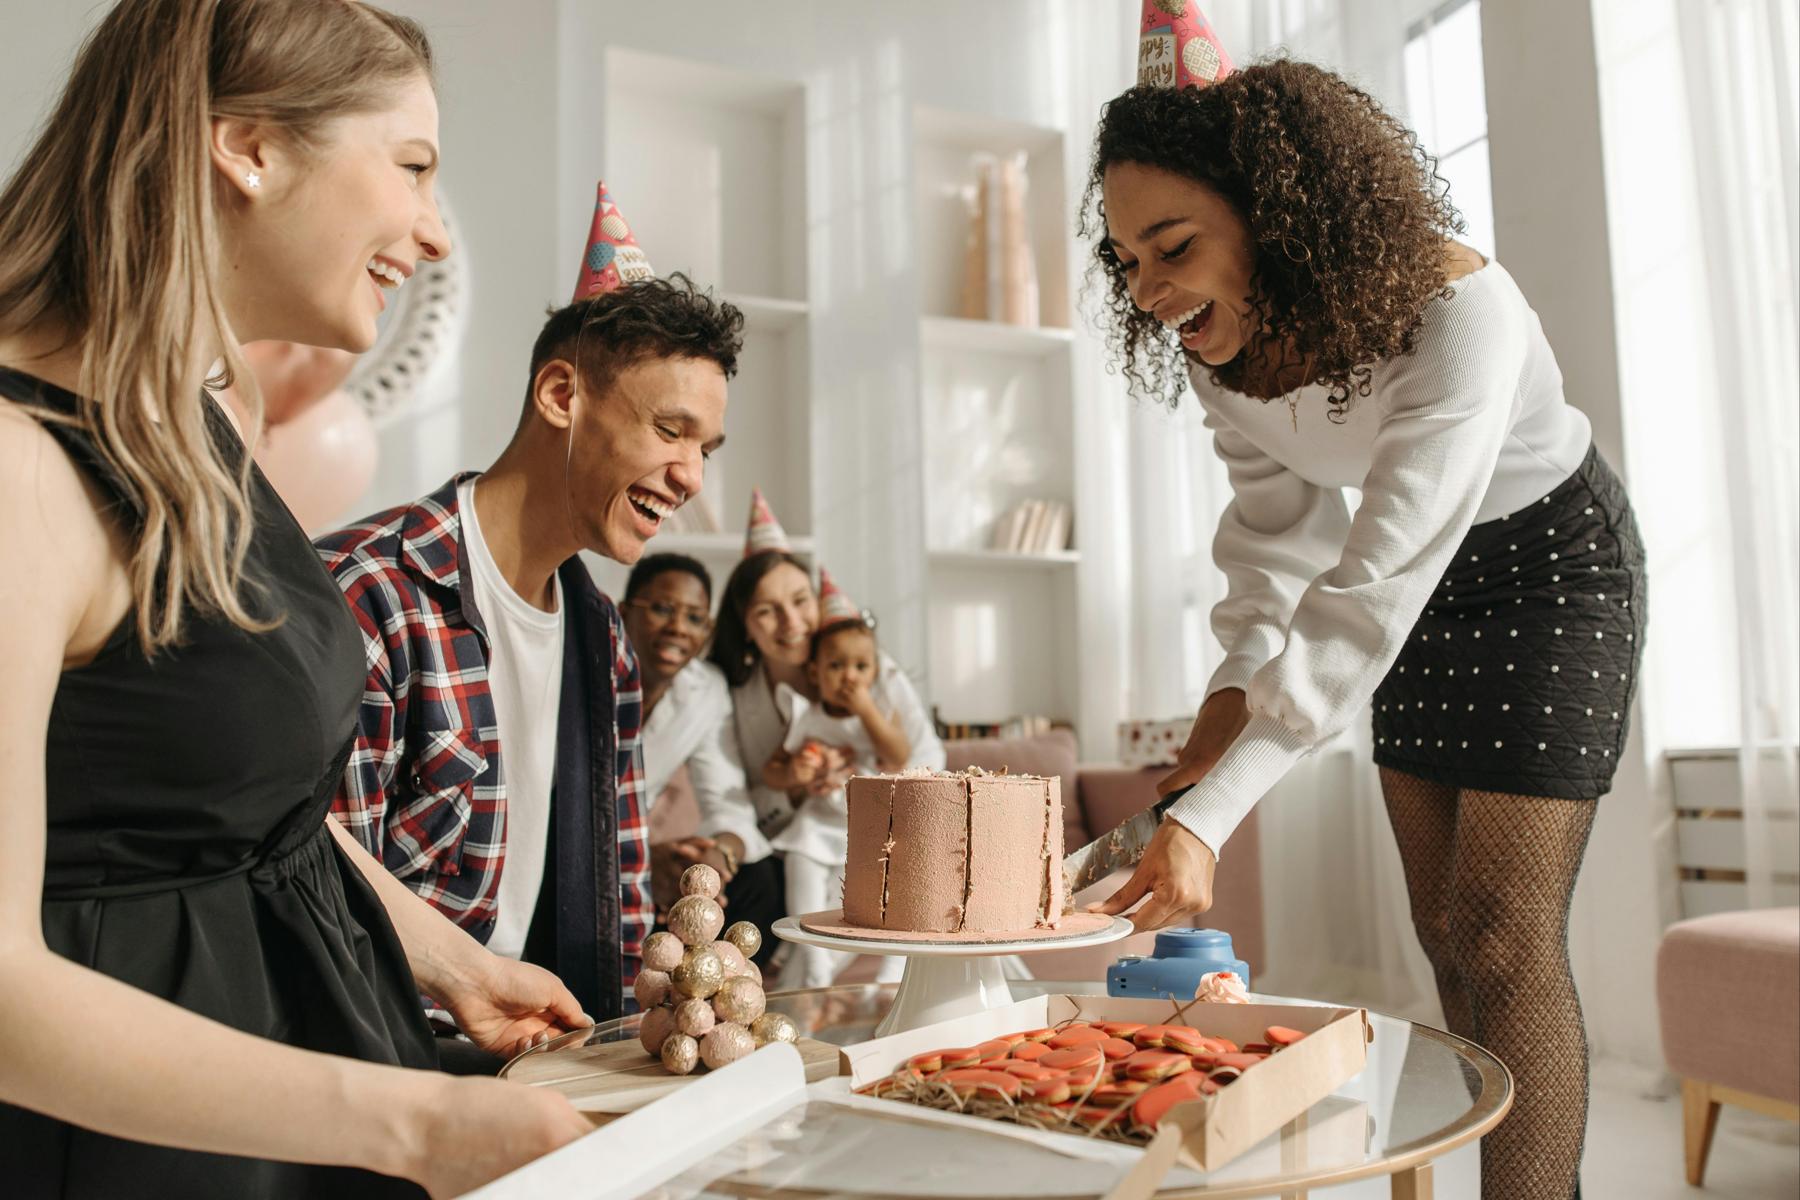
[408,1075,592,1198]
[1090,818,1218,931]
[439,953,593,1060]
[1154,688,1250,798]
[1090,689,1247,931]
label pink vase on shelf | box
[957,152,1039,328]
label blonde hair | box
[0,0,432,652]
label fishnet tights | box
[1380,767,1597,1200]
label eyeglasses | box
[627,598,713,633]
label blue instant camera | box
[1106,928,1251,1000]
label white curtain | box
[1672,0,1800,907]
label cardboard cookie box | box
[838,993,1370,1174]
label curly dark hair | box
[1083,61,1464,418]
[524,272,744,415]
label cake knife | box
[1061,785,1195,896]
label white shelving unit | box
[914,104,1084,729]
[928,549,1081,571]
[921,315,1073,358]
[584,48,812,604]
[588,51,1092,735]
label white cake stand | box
[771,914,1134,1038]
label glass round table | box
[504,981,1511,1199]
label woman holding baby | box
[704,491,946,989]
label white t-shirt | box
[458,478,564,960]
[1169,260,1592,857]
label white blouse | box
[1168,260,1592,858]
[724,652,946,863]
[640,659,750,827]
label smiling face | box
[742,560,818,672]
[623,568,713,685]
[1101,161,1257,368]
[564,354,728,564]
[218,74,451,352]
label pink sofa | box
[647,727,1265,986]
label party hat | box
[1138,0,1234,90]
[572,181,655,301]
[816,566,862,627]
[743,487,792,557]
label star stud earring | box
[244,170,261,189]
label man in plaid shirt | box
[319,270,740,1029]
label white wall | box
[0,6,106,189]
[0,0,564,520]
[366,0,563,513]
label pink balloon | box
[252,389,378,533]
[220,341,358,426]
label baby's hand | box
[836,676,874,713]
[790,753,821,785]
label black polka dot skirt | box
[1372,444,1646,799]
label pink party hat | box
[573,181,655,301]
[743,487,792,557]
[816,566,862,627]
[1138,0,1234,90]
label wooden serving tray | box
[505,1036,842,1114]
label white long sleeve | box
[1204,422,1353,696]
[688,709,765,863]
[700,714,775,863]
[1170,266,1546,857]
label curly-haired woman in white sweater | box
[1086,46,1644,1200]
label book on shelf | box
[986,498,1072,556]
[932,708,1065,742]
[1020,499,1049,553]
[1040,501,1070,554]
[987,504,1024,553]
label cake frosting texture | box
[841,770,1065,934]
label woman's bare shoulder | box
[0,397,127,655]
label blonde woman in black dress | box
[0,2,593,1196]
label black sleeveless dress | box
[0,369,437,1199]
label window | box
[1403,0,1495,257]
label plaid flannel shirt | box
[316,474,648,1017]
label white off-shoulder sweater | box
[1167,260,1592,857]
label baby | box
[768,569,910,989]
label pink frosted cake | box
[840,769,1066,936]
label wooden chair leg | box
[1391,1161,1433,1200]
[1683,1077,1721,1187]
